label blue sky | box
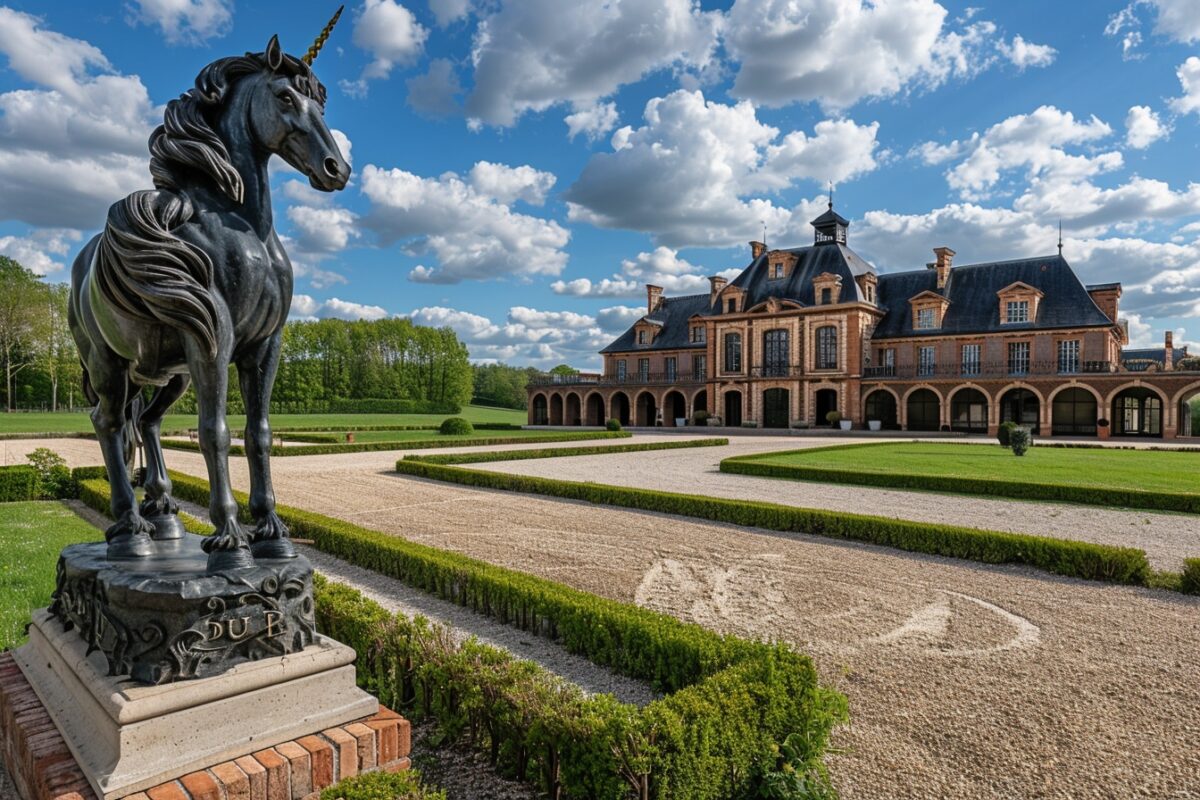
[2,0,1200,370]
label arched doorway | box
[564,393,581,426]
[549,393,564,426]
[724,390,743,427]
[692,389,708,415]
[863,390,898,429]
[585,393,605,426]
[1180,390,1200,437]
[532,394,548,425]
[815,388,838,426]
[1000,388,1040,434]
[1052,388,1097,436]
[611,392,630,426]
[906,388,941,431]
[635,391,658,426]
[950,388,988,433]
[664,390,687,426]
[763,388,790,428]
[1112,387,1163,437]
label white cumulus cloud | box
[341,0,428,97]
[290,294,389,320]
[1125,105,1168,149]
[126,0,232,45]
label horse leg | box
[88,360,154,558]
[187,341,254,572]
[138,374,191,540]
[238,334,294,559]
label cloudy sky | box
[2,0,1200,369]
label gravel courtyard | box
[8,435,1200,798]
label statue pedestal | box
[12,609,378,799]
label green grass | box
[0,501,101,649]
[0,404,525,435]
[749,442,1200,495]
[293,427,556,444]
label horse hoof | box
[251,537,297,560]
[107,532,154,560]
[147,513,186,541]
[206,546,256,573]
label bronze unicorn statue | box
[69,13,350,572]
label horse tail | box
[93,190,219,359]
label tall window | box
[820,288,832,305]
[1058,339,1080,374]
[665,356,677,381]
[961,344,981,376]
[763,329,790,377]
[723,332,742,373]
[726,298,737,313]
[876,347,895,375]
[690,325,706,344]
[1006,300,1030,323]
[770,261,784,279]
[918,345,936,377]
[816,326,838,370]
[692,354,707,381]
[637,330,647,344]
[638,358,650,381]
[916,308,937,330]
[616,359,626,381]
[1008,341,1030,375]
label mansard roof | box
[726,243,876,308]
[600,292,710,353]
[1121,346,1189,364]
[872,254,1114,339]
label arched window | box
[816,326,838,370]
[724,332,742,373]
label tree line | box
[0,258,81,411]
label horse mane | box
[148,50,327,203]
[93,48,327,361]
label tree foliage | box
[0,258,82,411]
[472,363,538,409]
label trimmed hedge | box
[161,431,631,457]
[320,768,445,800]
[438,417,474,436]
[402,437,729,466]
[1183,559,1200,595]
[76,471,846,799]
[720,443,1200,514]
[0,465,39,501]
[394,458,1151,586]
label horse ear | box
[265,35,283,71]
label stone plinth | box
[11,610,379,799]
[49,535,316,685]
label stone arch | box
[549,393,564,426]
[663,390,688,426]
[997,384,1044,434]
[905,387,942,432]
[585,392,606,426]
[564,392,582,426]
[610,391,630,426]
[635,390,658,426]
[691,388,708,416]
[862,388,899,430]
[531,392,549,425]
[949,385,989,433]
[1171,381,1200,437]
[1050,385,1099,436]
[1110,384,1166,437]
[722,387,744,427]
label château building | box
[528,205,1199,439]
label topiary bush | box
[26,448,72,499]
[824,411,841,427]
[692,409,710,426]
[1009,427,1031,456]
[320,769,446,800]
[998,421,1018,447]
[605,417,622,431]
[438,417,474,436]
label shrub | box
[754,731,838,800]
[692,409,710,425]
[0,465,39,501]
[1009,427,1031,456]
[1183,559,1200,595]
[438,417,474,436]
[404,438,727,466]
[321,768,445,800]
[997,421,1018,447]
[824,411,841,427]
[606,417,622,431]
[25,448,72,499]
[1097,418,1110,428]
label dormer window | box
[820,288,832,305]
[916,308,937,330]
[690,325,706,344]
[770,262,784,279]
[1005,300,1030,323]
[726,298,737,313]
[637,330,648,344]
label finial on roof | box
[761,220,767,251]
[828,180,834,210]
[1058,220,1063,256]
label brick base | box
[0,652,410,800]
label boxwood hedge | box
[1183,559,1200,596]
[0,465,38,501]
[161,430,630,457]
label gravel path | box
[12,435,1200,798]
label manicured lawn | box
[0,501,101,649]
[748,442,1200,495]
[0,404,525,435]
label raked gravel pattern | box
[15,435,1200,799]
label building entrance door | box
[763,388,789,428]
[815,388,838,426]
[724,391,743,427]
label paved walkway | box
[6,435,1200,798]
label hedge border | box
[401,437,729,466]
[719,441,1200,514]
[391,452,1152,586]
[71,470,845,800]
[0,465,38,501]
[161,430,631,457]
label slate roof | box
[1121,346,1189,364]
[872,255,1114,339]
[600,292,711,353]
[726,243,874,309]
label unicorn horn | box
[302,5,344,65]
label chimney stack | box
[646,284,663,314]
[709,275,728,306]
[933,246,955,290]
[1165,330,1175,371]
[749,241,766,259]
